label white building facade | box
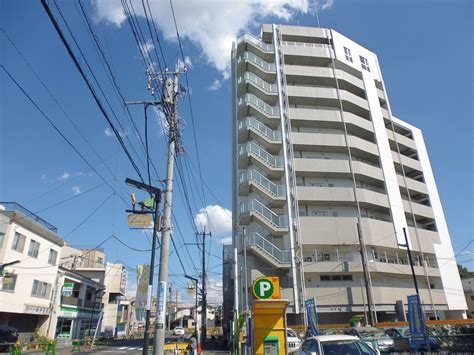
[231,25,467,325]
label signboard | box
[24,304,50,315]
[62,282,74,297]
[127,213,152,229]
[135,265,150,322]
[156,281,167,329]
[252,276,280,300]
[407,295,426,348]
[305,298,319,336]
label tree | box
[457,264,474,279]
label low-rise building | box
[462,277,474,318]
[0,202,63,342]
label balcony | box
[239,199,288,235]
[239,169,286,206]
[281,43,332,67]
[237,52,276,81]
[247,232,290,267]
[238,142,284,177]
[238,94,280,127]
[62,296,83,307]
[237,34,274,53]
[238,116,281,152]
[237,72,277,103]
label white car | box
[287,328,303,353]
[173,326,185,336]
[298,335,380,355]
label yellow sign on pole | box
[252,276,280,300]
[127,213,152,229]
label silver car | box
[298,335,380,355]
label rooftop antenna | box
[314,0,321,28]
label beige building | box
[230,24,467,326]
[462,278,474,318]
[0,202,63,342]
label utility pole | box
[124,178,161,355]
[401,227,430,351]
[154,65,181,355]
[356,222,376,326]
[185,275,200,341]
[199,231,211,347]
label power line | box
[41,0,146,183]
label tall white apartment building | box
[230,24,467,325]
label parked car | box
[298,335,380,354]
[384,327,440,351]
[287,328,302,352]
[0,325,18,353]
[173,326,185,336]
[344,327,394,352]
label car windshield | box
[321,340,376,355]
[401,329,410,337]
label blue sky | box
[1,0,472,302]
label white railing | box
[247,232,291,263]
[237,52,276,72]
[237,33,274,52]
[238,72,277,93]
[239,142,283,168]
[239,169,286,197]
[282,41,333,49]
[238,117,282,142]
[238,93,280,117]
[240,199,289,228]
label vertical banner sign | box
[407,295,426,348]
[246,317,253,349]
[135,264,150,322]
[305,298,319,336]
[156,281,167,329]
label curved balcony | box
[238,93,280,128]
[247,232,290,267]
[237,52,276,82]
[238,142,284,177]
[239,199,288,235]
[239,169,286,206]
[238,116,281,153]
[236,34,274,61]
[295,158,385,185]
[237,72,278,103]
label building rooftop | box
[0,202,58,232]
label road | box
[23,334,229,354]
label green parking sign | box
[252,276,280,299]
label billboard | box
[135,264,150,322]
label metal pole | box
[356,222,376,326]
[243,228,249,314]
[154,68,178,355]
[143,198,160,355]
[88,289,97,337]
[403,227,430,351]
[201,231,207,347]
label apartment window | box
[31,280,52,299]
[342,275,353,281]
[11,232,26,253]
[320,275,330,281]
[360,56,370,72]
[48,249,58,265]
[28,239,41,258]
[97,257,103,265]
[344,46,353,62]
[331,275,342,281]
[471,296,474,301]
[1,274,17,292]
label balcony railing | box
[240,199,288,228]
[238,94,280,117]
[0,202,58,232]
[247,232,291,264]
[239,169,286,197]
[237,52,276,72]
[238,117,281,142]
[239,142,283,168]
[62,296,83,307]
[238,72,277,94]
[282,41,333,49]
[237,33,274,52]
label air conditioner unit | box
[304,257,313,262]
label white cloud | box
[127,281,137,299]
[194,205,231,236]
[93,0,310,78]
[72,186,81,195]
[208,79,223,91]
[219,236,233,245]
[58,171,70,181]
[104,127,129,137]
[206,278,223,304]
[177,56,192,71]
[320,0,334,11]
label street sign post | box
[127,213,152,229]
[252,276,280,300]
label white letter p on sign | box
[260,281,271,297]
